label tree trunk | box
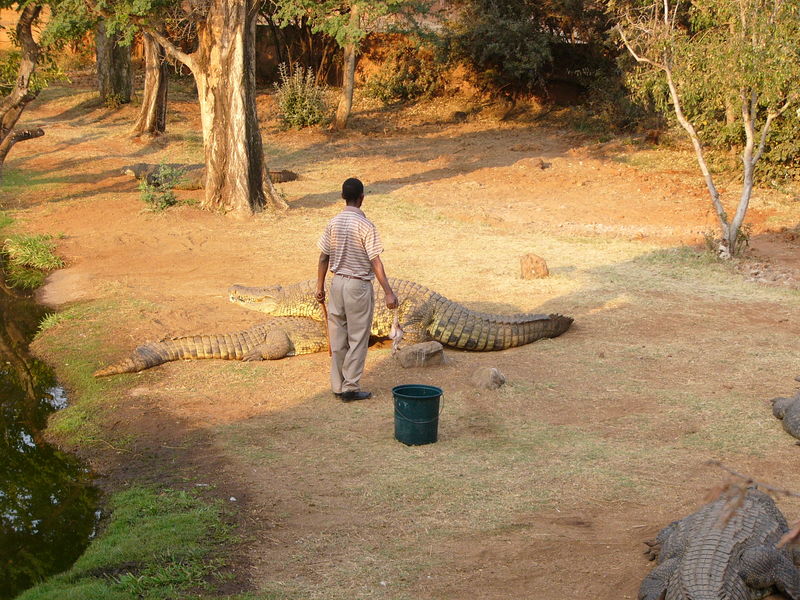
[334,7,359,130]
[150,0,287,215]
[131,32,168,137]
[96,20,133,105]
[0,4,45,178]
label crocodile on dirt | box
[94,316,327,377]
[121,163,298,190]
[639,488,800,600]
[228,278,573,351]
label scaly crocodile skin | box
[640,489,800,600]
[229,278,573,350]
[94,316,327,377]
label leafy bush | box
[445,0,553,95]
[274,63,328,129]
[139,163,187,211]
[365,44,443,104]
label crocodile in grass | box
[639,488,800,600]
[228,278,573,350]
[94,316,327,377]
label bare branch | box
[707,460,800,499]
[616,25,664,69]
[148,28,196,72]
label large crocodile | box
[639,488,800,600]
[94,317,327,377]
[228,278,573,350]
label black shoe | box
[340,390,372,402]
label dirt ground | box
[10,83,800,599]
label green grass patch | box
[16,487,230,600]
[3,234,64,269]
[33,299,158,447]
[1,233,64,289]
[38,311,74,332]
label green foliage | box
[446,0,553,95]
[16,487,229,600]
[3,234,64,270]
[270,0,422,48]
[0,51,68,97]
[364,42,443,104]
[619,0,800,176]
[274,63,328,128]
[138,163,186,211]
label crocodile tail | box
[431,303,573,351]
[93,332,255,377]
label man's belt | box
[334,272,371,281]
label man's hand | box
[385,291,398,309]
[315,289,326,303]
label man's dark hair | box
[342,178,364,202]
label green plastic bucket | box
[393,384,443,446]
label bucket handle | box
[394,394,444,424]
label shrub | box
[445,0,553,95]
[139,163,186,211]
[274,63,327,129]
[365,45,443,104]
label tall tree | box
[148,1,287,215]
[0,3,46,176]
[616,0,800,257]
[87,0,287,215]
[95,19,133,105]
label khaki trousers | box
[327,275,375,393]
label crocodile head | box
[229,284,285,313]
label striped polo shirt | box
[317,206,383,280]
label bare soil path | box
[9,84,800,599]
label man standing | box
[315,178,398,402]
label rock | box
[396,341,444,368]
[520,253,549,279]
[471,367,506,390]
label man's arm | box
[371,256,398,309]
[316,253,330,303]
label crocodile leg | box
[740,546,800,600]
[242,330,292,361]
[638,557,678,600]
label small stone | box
[396,341,444,368]
[520,253,549,279]
[471,367,506,390]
